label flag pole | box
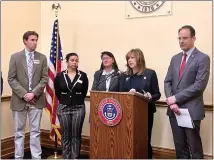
[47,2,62,159]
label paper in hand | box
[175,109,194,129]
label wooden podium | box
[90,91,148,159]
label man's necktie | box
[178,52,187,80]
[28,53,34,90]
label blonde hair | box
[125,48,146,75]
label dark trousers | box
[169,117,204,159]
[57,104,85,159]
[148,113,154,159]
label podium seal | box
[98,98,122,126]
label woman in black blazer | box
[54,53,89,159]
[119,48,161,159]
[92,51,120,92]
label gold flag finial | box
[52,2,61,17]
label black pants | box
[57,104,85,159]
[148,113,154,159]
[169,117,204,159]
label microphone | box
[94,70,121,90]
[113,70,121,76]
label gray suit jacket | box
[91,70,120,92]
[8,50,48,111]
[164,48,210,120]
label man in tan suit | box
[8,31,48,159]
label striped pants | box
[57,104,85,159]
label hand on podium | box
[129,89,152,102]
[129,88,136,92]
[142,90,152,102]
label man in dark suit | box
[1,71,3,95]
[164,25,210,158]
[8,31,48,159]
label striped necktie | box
[28,53,34,90]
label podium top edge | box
[89,90,146,100]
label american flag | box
[45,18,63,144]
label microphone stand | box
[94,72,118,90]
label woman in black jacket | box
[91,51,120,92]
[119,48,161,159]
[54,53,89,159]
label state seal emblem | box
[98,98,122,126]
[130,1,165,13]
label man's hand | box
[166,95,176,105]
[23,93,35,102]
[29,98,36,105]
[170,103,180,115]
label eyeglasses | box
[102,57,112,61]
[177,37,192,41]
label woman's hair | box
[99,51,119,71]
[65,53,78,62]
[125,48,146,75]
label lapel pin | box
[144,77,146,79]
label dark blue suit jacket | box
[119,68,161,113]
[1,72,3,95]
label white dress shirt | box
[180,47,195,65]
[102,69,115,91]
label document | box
[174,109,194,129]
